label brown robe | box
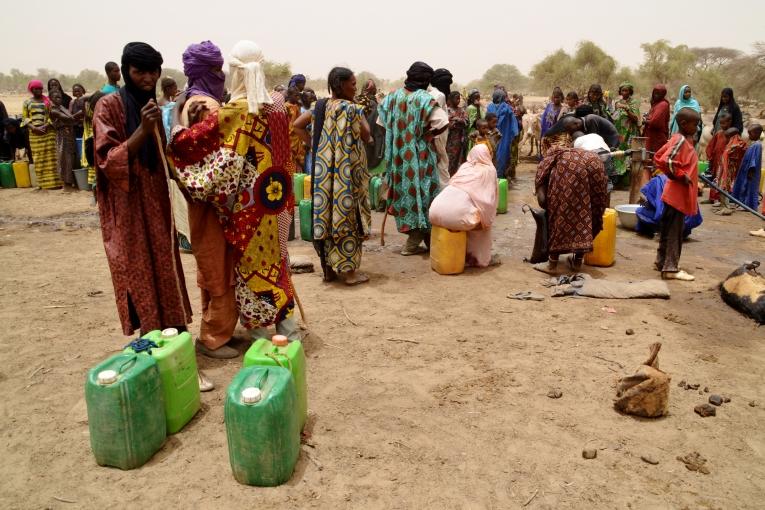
[94,93,192,335]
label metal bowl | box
[615,204,640,230]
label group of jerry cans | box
[84,330,308,487]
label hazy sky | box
[2,0,764,84]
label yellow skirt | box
[30,130,61,189]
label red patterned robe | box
[170,98,295,328]
[536,148,608,255]
[94,94,192,335]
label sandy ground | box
[0,159,764,509]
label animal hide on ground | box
[614,343,671,418]
[720,261,765,324]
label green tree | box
[572,41,616,90]
[263,61,292,90]
[475,64,529,94]
[690,47,742,71]
[638,40,696,88]
[530,49,575,94]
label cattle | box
[521,112,541,158]
[720,261,765,324]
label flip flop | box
[662,270,695,281]
[198,371,215,392]
[401,246,427,256]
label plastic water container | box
[303,175,312,200]
[0,162,16,188]
[698,161,709,174]
[293,173,304,204]
[369,175,381,211]
[584,208,617,267]
[85,353,166,470]
[12,161,31,188]
[299,199,312,241]
[497,178,508,214]
[244,335,308,428]
[430,225,466,275]
[28,163,38,187]
[225,366,300,486]
[124,328,201,434]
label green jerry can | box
[225,366,300,486]
[124,328,200,434]
[85,353,166,470]
[497,178,508,214]
[299,198,312,241]
[0,161,16,188]
[293,172,304,204]
[369,176,382,211]
[244,335,308,428]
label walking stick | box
[153,124,188,317]
[288,272,308,325]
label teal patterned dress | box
[378,88,439,233]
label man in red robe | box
[94,43,193,343]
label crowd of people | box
[1,40,762,388]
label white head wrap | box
[229,40,273,114]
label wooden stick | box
[288,272,308,325]
[153,124,188,320]
[523,488,539,507]
[380,210,388,246]
[342,306,358,326]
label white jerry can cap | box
[97,369,118,385]
[161,328,179,338]
[241,387,262,404]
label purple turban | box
[182,40,226,101]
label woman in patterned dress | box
[536,144,608,271]
[22,80,61,189]
[293,67,373,285]
[446,91,468,175]
[611,81,641,176]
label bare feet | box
[338,270,369,286]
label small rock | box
[677,452,710,474]
[704,387,709,393]
[476,395,484,402]
[694,403,717,417]
[641,454,659,465]
[723,396,731,403]
[678,380,686,388]
[626,328,635,336]
[547,389,563,399]
[708,395,723,406]
[698,390,703,395]
[749,400,756,408]
[582,448,597,459]
[688,383,700,390]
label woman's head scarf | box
[288,74,306,89]
[404,61,434,91]
[183,40,225,102]
[618,81,634,96]
[119,42,163,168]
[449,144,498,229]
[673,85,701,114]
[229,40,273,114]
[492,89,507,104]
[651,84,668,105]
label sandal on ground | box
[750,228,765,238]
[662,270,695,281]
[400,246,427,256]
[196,341,239,359]
[338,270,370,286]
[198,371,215,392]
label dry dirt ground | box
[0,160,763,510]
